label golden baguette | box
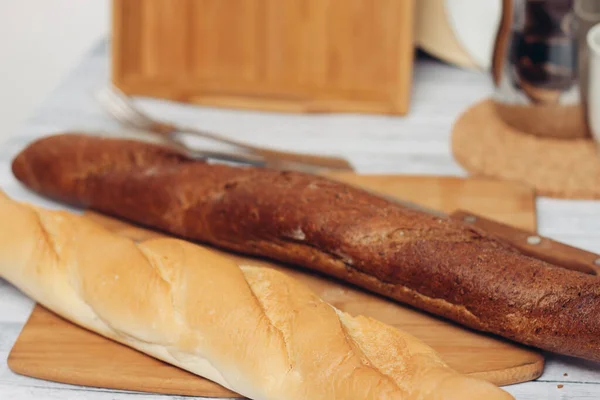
[0,191,512,400]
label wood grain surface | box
[7,174,543,397]
[111,0,416,115]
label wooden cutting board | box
[8,174,544,397]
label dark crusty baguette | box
[12,133,600,361]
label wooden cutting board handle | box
[451,210,600,276]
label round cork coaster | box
[452,99,600,199]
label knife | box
[96,130,356,174]
[374,191,600,277]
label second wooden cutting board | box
[8,174,543,397]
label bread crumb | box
[333,250,354,265]
[143,166,160,176]
[557,384,564,389]
[285,227,306,241]
[563,373,568,377]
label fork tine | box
[96,86,131,112]
[96,90,143,128]
[96,86,156,127]
[108,86,157,124]
[104,97,149,127]
[100,87,152,122]
[98,86,148,122]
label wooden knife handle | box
[451,210,600,276]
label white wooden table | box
[1,41,600,399]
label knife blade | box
[94,129,356,174]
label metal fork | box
[95,86,355,172]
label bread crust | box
[0,190,512,399]
[12,133,600,362]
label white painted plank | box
[0,283,34,324]
[0,381,201,400]
[537,355,600,384]
[0,324,22,352]
[506,382,600,400]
